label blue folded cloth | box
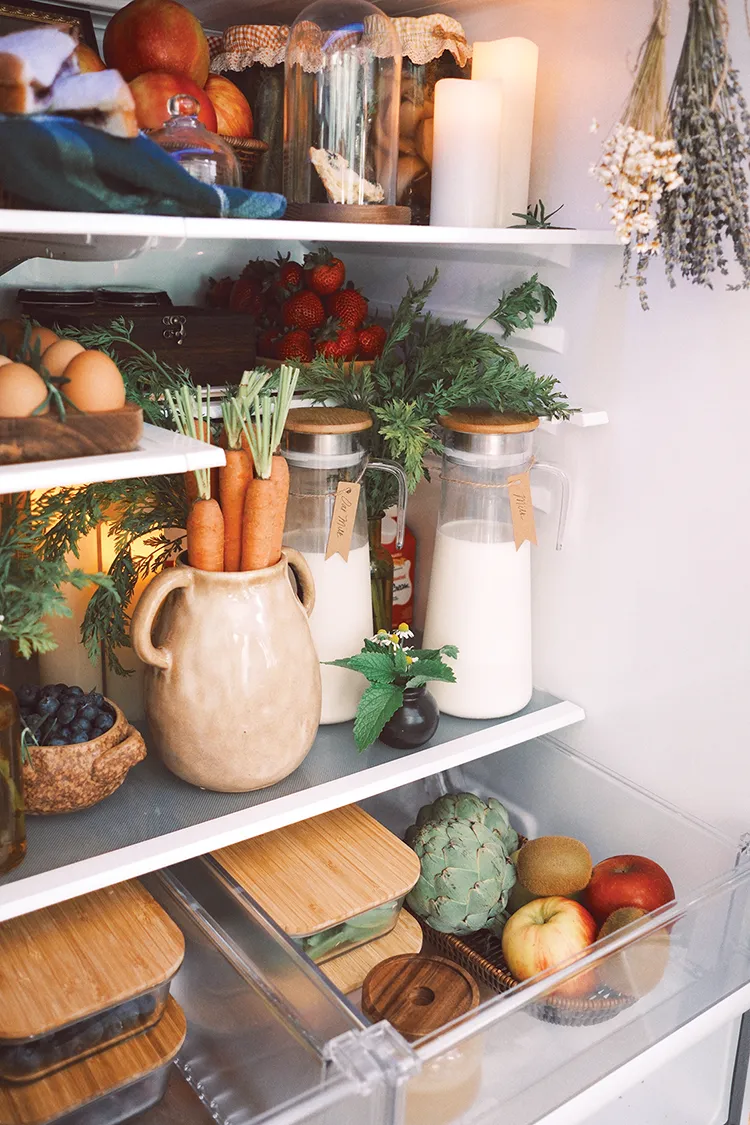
[0,115,286,218]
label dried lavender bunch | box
[593,0,682,307]
[659,0,750,289]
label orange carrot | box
[185,472,198,507]
[240,454,289,571]
[187,497,225,572]
[219,446,252,572]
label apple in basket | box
[103,0,210,86]
[585,855,675,925]
[502,896,598,998]
[130,71,217,131]
[205,76,253,138]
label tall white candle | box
[430,79,503,228]
[471,38,539,226]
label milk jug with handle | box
[282,408,407,725]
[422,409,569,719]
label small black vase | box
[379,686,439,751]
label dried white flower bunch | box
[593,123,682,252]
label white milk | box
[422,521,532,718]
[292,541,373,724]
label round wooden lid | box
[284,407,372,434]
[439,408,539,434]
[361,954,479,1041]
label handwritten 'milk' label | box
[507,471,537,550]
[325,481,361,561]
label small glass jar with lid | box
[150,95,241,187]
[284,0,409,223]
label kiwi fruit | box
[598,907,646,939]
[516,836,593,897]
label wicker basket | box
[221,135,269,187]
[413,914,636,1027]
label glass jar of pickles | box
[0,683,25,877]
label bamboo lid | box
[361,954,479,1042]
[439,408,539,434]
[0,882,185,1041]
[322,909,423,995]
[0,997,186,1125]
[212,805,421,937]
[284,407,372,434]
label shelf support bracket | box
[326,1022,421,1122]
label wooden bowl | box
[0,404,144,465]
[23,702,146,815]
[220,135,269,186]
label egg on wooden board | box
[63,350,126,412]
[43,339,85,379]
[0,363,49,417]
[0,355,12,368]
[0,320,23,357]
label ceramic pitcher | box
[130,550,321,792]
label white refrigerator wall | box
[447,0,750,840]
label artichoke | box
[407,792,519,855]
[406,818,516,934]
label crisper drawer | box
[154,736,750,1125]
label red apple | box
[205,75,253,138]
[130,71,217,132]
[502,896,598,998]
[585,855,675,924]
[103,0,210,86]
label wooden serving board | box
[0,998,186,1125]
[321,909,422,995]
[0,404,143,465]
[212,804,421,937]
[0,881,184,1041]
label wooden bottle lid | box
[212,805,421,937]
[439,408,539,434]
[361,954,479,1042]
[284,407,372,434]
[0,881,185,1042]
[322,909,423,995]
[0,997,187,1125]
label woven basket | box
[413,914,636,1027]
[221,135,269,186]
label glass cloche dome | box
[150,95,241,188]
[284,0,407,221]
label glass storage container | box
[150,95,241,187]
[211,803,420,963]
[422,409,569,719]
[0,881,184,1083]
[282,407,407,724]
[0,996,186,1125]
[393,16,470,224]
[284,0,409,222]
[0,684,25,878]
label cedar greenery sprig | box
[658,0,750,290]
[326,625,458,751]
[300,270,569,517]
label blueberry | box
[48,737,67,746]
[79,703,99,723]
[59,727,73,742]
[16,685,39,707]
[94,712,114,733]
[71,722,92,738]
[37,694,60,716]
[52,683,68,694]
[57,703,77,725]
[72,732,90,743]
[25,713,44,733]
[88,692,104,708]
[66,685,84,697]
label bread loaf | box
[47,70,138,138]
[0,28,77,113]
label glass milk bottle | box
[422,410,569,719]
[282,408,407,724]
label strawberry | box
[316,324,358,361]
[229,276,264,318]
[303,248,346,295]
[257,327,281,358]
[272,252,305,294]
[206,276,234,308]
[325,283,368,329]
[282,289,325,330]
[278,329,314,362]
[356,323,387,360]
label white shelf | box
[0,424,226,495]
[0,691,583,922]
[0,212,619,272]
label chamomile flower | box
[396,623,413,639]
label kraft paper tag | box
[507,471,537,550]
[325,481,361,561]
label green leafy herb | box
[510,200,566,229]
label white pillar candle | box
[430,78,503,228]
[471,38,539,226]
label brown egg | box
[27,326,59,356]
[63,350,126,412]
[43,338,85,379]
[0,355,12,368]
[0,319,23,358]
[0,363,49,417]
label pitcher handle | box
[367,459,408,549]
[130,567,193,671]
[532,461,570,552]
[284,548,316,617]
